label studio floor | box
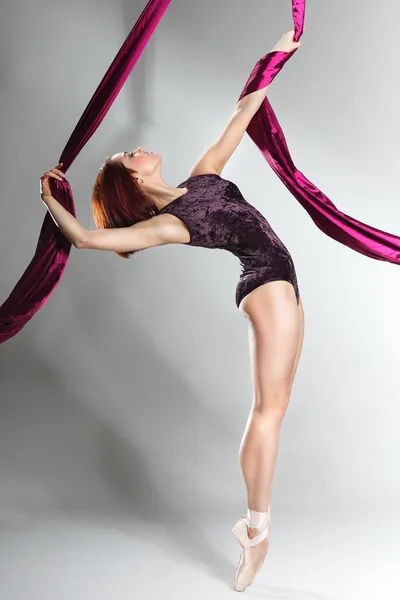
[0,505,398,600]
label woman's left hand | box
[40,163,65,202]
[272,30,302,53]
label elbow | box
[74,235,87,249]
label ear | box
[133,173,144,185]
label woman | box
[40,30,304,592]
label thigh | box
[240,281,302,411]
[289,298,305,391]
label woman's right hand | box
[40,163,66,202]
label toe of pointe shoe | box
[232,518,258,592]
[233,554,257,592]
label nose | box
[134,147,153,155]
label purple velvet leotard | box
[158,174,300,308]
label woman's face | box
[112,147,161,178]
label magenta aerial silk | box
[238,0,400,264]
[0,0,172,343]
[1,0,399,343]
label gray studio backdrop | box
[0,0,399,527]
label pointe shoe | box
[232,509,270,592]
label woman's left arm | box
[190,31,301,176]
[237,30,301,114]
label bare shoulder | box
[152,213,190,245]
[187,158,221,179]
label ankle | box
[247,526,264,540]
[245,507,270,530]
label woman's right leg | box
[238,281,305,571]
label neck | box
[142,175,187,210]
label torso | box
[156,172,300,308]
[158,169,220,244]
[157,173,288,255]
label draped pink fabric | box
[0,0,172,343]
[1,0,399,344]
[239,0,400,263]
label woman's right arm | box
[40,164,172,252]
[80,216,170,251]
[43,194,170,251]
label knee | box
[255,406,288,426]
[252,388,291,423]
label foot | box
[232,514,270,592]
[247,525,269,573]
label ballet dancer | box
[40,30,304,592]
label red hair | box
[91,157,157,258]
